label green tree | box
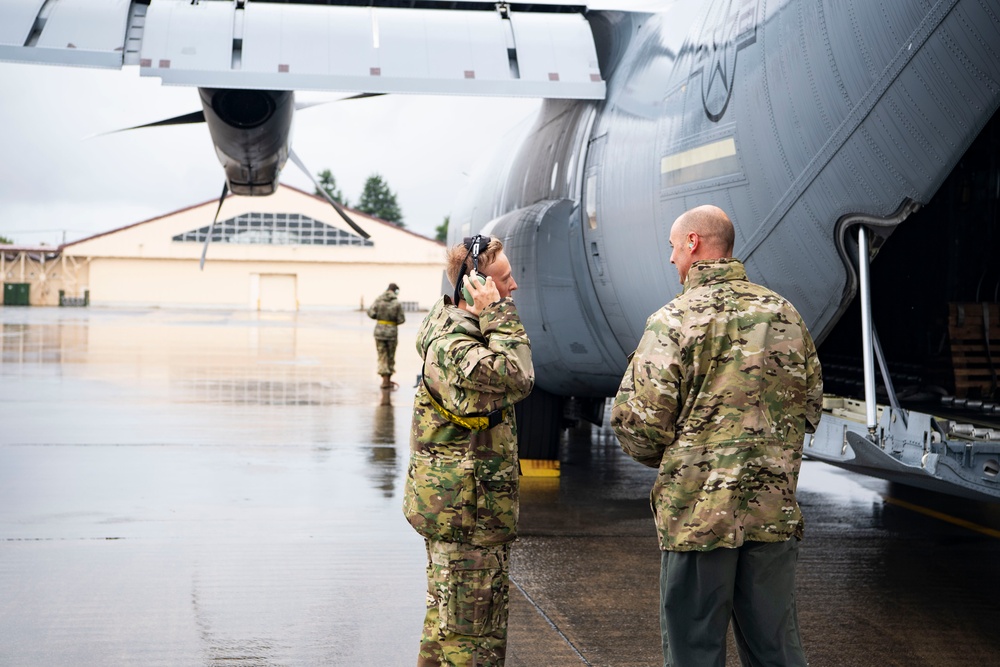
[435,215,449,243]
[314,169,347,205]
[0,235,13,245]
[356,173,404,226]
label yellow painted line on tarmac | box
[883,496,1000,539]
[521,459,560,478]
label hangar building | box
[1,185,446,311]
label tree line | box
[316,169,449,242]
[315,170,403,227]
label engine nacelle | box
[198,88,293,196]
[483,199,626,397]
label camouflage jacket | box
[611,259,823,552]
[403,295,534,546]
[367,290,405,340]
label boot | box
[381,374,392,388]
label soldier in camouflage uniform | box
[403,236,534,666]
[611,205,823,667]
[367,282,406,388]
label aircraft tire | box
[514,386,563,460]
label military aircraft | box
[3,0,1000,502]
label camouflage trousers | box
[375,337,398,375]
[418,539,511,667]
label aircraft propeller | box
[199,182,229,271]
[97,93,384,135]
[288,149,371,241]
[97,110,207,133]
[90,91,381,269]
[196,149,371,271]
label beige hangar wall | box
[63,185,448,311]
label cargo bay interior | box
[820,111,1000,422]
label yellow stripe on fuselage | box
[660,137,737,174]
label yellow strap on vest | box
[377,320,397,326]
[424,385,506,431]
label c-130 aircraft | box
[3,0,1000,502]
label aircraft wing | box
[0,0,605,99]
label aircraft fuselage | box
[454,0,1000,399]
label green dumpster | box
[3,283,30,306]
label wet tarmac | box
[1,306,999,666]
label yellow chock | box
[520,459,560,478]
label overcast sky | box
[0,1,675,246]
[0,61,543,245]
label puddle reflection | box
[174,367,337,405]
[1,320,89,365]
[368,404,399,498]
[0,307,428,665]
[3,308,999,666]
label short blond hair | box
[446,236,504,286]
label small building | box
[0,245,74,307]
[2,184,447,311]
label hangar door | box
[253,274,298,311]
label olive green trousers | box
[660,538,807,667]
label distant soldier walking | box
[611,205,823,667]
[367,282,405,389]
[403,235,534,666]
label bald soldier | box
[611,205,823,667]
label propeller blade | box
[92,110,207,138]
[294,92,385,111]
[288,150,370,240]
[200,182,229,271]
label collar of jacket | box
[682,258,747,293]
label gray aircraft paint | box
[452,0,1000,501]
[456,0,1000,396]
